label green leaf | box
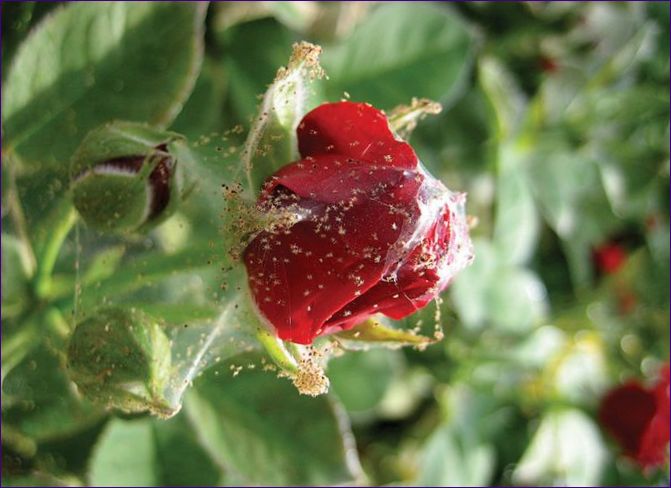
[322,3,474,108]
[1,3,60,70]
[89,418,156,486]
[213,2,317,38]
[328,349,400,414]
[65,245,215,311]
[418,385,497,486]
[3,2,206,172]
[128,302,220,324]
[153,414,223,485]
[266,1,318,32]
[1,234,35,317]
[479,57,539,265]
[81,245,126,285]
[411,87,494,181]
[184,355,363,485]
[450,239,547,333]
[527,146,615,244]
[163,137,242,228]
[419,424,496,487]
[487,267,546,333]
[493,141,539,266]
[478,57,527,139]
[2,345,103,442]
[513,408,607,486]
[526,143,617,290]
[170,59,227,140]
[1,473,81,487]
[89,415,222,486]
[566,85,668,219]
[219,18,297,123]
[449,239,497,329]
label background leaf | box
[89,415,221,486]
[417,385,499,487]
[419,425,495,487]
[183,356,363,486]
[3,345,103,443]
[89,419,156,486]
[218,18,297,124]
[513,409,607,486]
[328,349,400,414]
[322,3,474,108]
[2,2,206,172]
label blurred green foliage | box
[2,2,669,486]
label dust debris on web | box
[432,296,445,343]
[277,41,326,82]
[160,271,261,410]
[220,181,307,262]
[285,345,331,397]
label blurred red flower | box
[593,242,627,275]
[539,55,559,73]
[599,364,670,468]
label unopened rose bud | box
[71,122,188,233]
[67,307,175,417]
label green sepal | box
[70,121,185,175]
[72,171,149,233]
[243,42,324,195]
[334,318,435,349]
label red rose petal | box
[245,177,422,344]
[297,101,417,169]
[262,154,423,206]
[325,203,452,328]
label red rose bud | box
[599,363,670,468]
[593,242,627,275]
[243,101,473,344]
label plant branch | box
[34,198,78,299]
[4,155,37,271]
